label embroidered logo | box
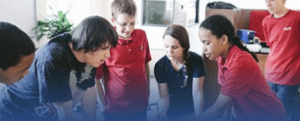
[140,45,143,50]
[283,27,292,31]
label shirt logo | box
[140,45,143,50]
[283,27,292,31]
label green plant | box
[33,11,73,41]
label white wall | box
[0,0,36,41]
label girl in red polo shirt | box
[197,15,287,121]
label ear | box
[221,34,229,45]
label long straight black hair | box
[200,15,258,62]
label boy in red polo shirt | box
[95,0,151,121]
[263,0,300,120]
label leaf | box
[58,11,63,20]
[37,21,47,26]
[37,33,45,41]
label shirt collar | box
[165,56,183,73]
[118,37,133,45]
[218,45,239,69]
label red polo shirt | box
[96,29,151,115]
[217,46,286,120]
[262,10,300,85]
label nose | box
[168,47,173,54]
[203,45,207,52]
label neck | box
[170,56,185,71]
[273,8,289,18]
[221,44,233,59]
[68,43,86,63]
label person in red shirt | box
[95,0,151,121]
[262,0,300,120]
[196,15,287,121]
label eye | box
[206,42,210,45]
[102,46,110,50]
[172,46,178,49]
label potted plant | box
[33,10,73,41]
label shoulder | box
[133,29,146,34]
[262,14,272,25]
[289,10,300,19]
[132,29,147,38]
[227,48,255,68]
[189,51,203,60]
[155,56,167,68]
[35,34,73,67]
[188,52,204,63]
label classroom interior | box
[1,0,299,120]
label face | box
[164,35,185,62]
[199,28,226,60]
[0,54,34,85]
[113,13,136,40]
[265,0,286,14]
[85,42,111,67]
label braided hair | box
[163,24,191,74]
[200,15,258,62]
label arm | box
[81,86,97,121]
[157,83,170,120]
[53,101,75,121]
[193,77,205,117]
[95,78,106,113]
[146,63,150,97]
[196,89,231,121]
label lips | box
[204,53,210,57]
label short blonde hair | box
[111,0,136,19]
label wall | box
[0,0,36,43]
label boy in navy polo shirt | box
[0,16,118,121]
[263,0,300,120]
[95,0,151,121]
[0,22,35,85]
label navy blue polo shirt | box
[154,51,206,118]
[0,34,96,121]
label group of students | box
[0,0,299,121]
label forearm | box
[95,79,106,113]
[193,91,204,116]
[158,97,170,116]
[198,105,223,121]
[81,86,97,121]
[145,63,150,97]
[53,101,75,121]
[193,77,205,116]
[146,63,150,82]
[197,93,231,121]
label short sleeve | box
[221,63,256,98]
[191,53,206,78]
[154,60,167,83]
[143,31,152,63]
[38,61,72,103]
